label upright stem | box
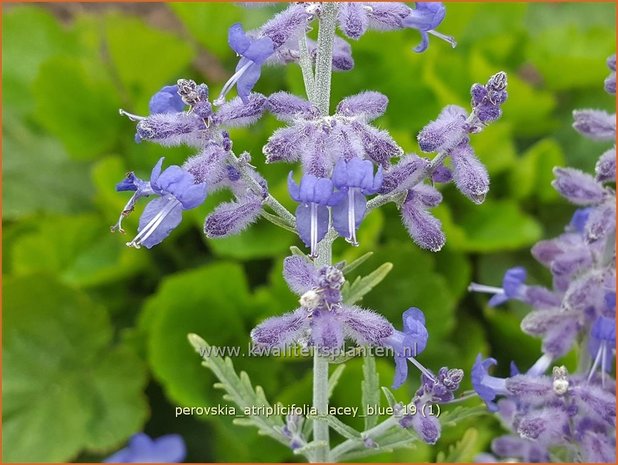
[309,5,339,461]
[313,2,338,116]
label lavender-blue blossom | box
[104,433,186,463]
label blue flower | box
[288,172,343,257]
[331,157,382,246]
[126,158,207,249]
[215,23,275,104]
[384,307,429,389]
[104,433,186,463]
[149,85,186,115]
[403,3,455,52]
[111,172,154,233]
[588,316,616,385]
[468,266,527,307]
[471,354,508,411]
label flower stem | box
[313,2,338,116]
[307,4,339,461]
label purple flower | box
[595,147,616,183]
[204,193,263,238]
[104,433,186,463]
[331,157,383,245]
[216,24,275,104]
[384,307,429,389]
[468,267,527,307]
[587,316,616,385]
[121,80,266,148]
[403,2,456,52]
[604,54,616,95]
[572,109,616,141]
[149,85,186,115]
[470,72,508,126]
[449,140,490,204]
[111,172,155,234]
[417,105,468,153]
[251,257,394,353]
[471,355,508,411]
[552,167,608,206]
[288,173,342,257]
[401,185,445,252]
[124,158,207,249]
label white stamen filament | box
[119,109,145,121]
[407,355,436,382]
[467,283,503,294]
[126,198,180,249]
[310,202,318,258]
[346,188,359,246]
[428,30,457,48]
[601,343,607,387]
[527,353,553,376]
[111,192,140,234]
[588,343,603,382]
[214,61,253,106]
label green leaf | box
[361,355,380,430]
[103,13,194,105]
[207,219,296,260]
[2,6,77,117]
[2,122,92,220]
[509,138,565,202]
[144,263,248,408]
[342,262,393,306]
[11,214,148,287]
[187,334,286,441]
[328,364,346,399]
[308,414,361,440]
[341,251,374,275]
[436,428,480,462]
[33,57,122,160]
[435,200,543,253]
[381,386,399,409]
[3,275,148,461]
[439,406,488,428]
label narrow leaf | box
[362,355,380,430]
[381,386,398,409]
[309,415,361,440]
[436,428,479,462]
[328,364,346,399]
[341,251,374,274]
[342,262,394,305]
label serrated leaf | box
[188,334,286,441]
[342,262,393,305]
[3,275,148,461]
[362,355,380,430]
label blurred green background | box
[2,2,615,462]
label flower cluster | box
[215,2,455,104]
[469,55,616,463]
[113,79,269,248]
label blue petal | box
[244,36,275,65]
[177,182,208,210]
[148,85,185,115]
[488,293,509,307]
[403,3,446,30]
[288,171,301,201]
[392,355,409,389]
[137,197,183,248]
[414,31,429,53]
[151,435,187,462]
[295,203,329,248]
[236,61,262,102]
[331,189,367,238]
[228,23,251,55]
[502,267,526,298]
[149,158,165,186]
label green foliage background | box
[2,2,615,462]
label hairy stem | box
[298,34,315,101]
[307,4,339,461]
[313,2,338,116]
